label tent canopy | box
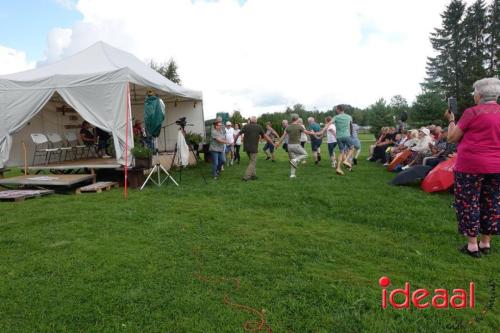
[0,41,202,168]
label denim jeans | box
[210,151,224,177]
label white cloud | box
[41,0,477,118]
[0,45,35,75]
[54,0,77,10]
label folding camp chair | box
[64,132,87,159]
[30,133,61,165]
[47,133,73,161]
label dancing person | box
[316,116,336,168]
[297,118,308,148]
[209,120,228,180]
[281,119,289,152]
[263,122,279,162]
[234,116,274,181]
[446,77,500,258]
[276,114,318,179]
[307,117,322,164]
[350,121,361,165]
[233,123,242,164]
[333,105,354,175]
[224,122,235,166]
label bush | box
[131,144,152,159]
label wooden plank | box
[76,181,119,194]
[0,189,54,202]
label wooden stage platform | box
[28,158,120,172]
[0,174,95,188]
[27,153,197,172]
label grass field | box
[0,141,498,333]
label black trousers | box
[234,144,241,162]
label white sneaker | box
[290,174,296,179]
[101,154,112,159]
[401,165,410,171]
[230,160,234,166]
[331,162,336,168]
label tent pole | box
[124,82,130,199]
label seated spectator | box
[80,121,96,146]
[369,127,396,163]
[384,133,404,165]
[431,126,442,141]
[368,127,389,160]
[401,128,434,170]
[422,128,457,168]
[95,127,112,158]
[389,129,418,160]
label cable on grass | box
[193,249,273,332]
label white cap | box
[226,121,232,126]
[419,127,430,136]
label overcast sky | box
[0,0,476,118]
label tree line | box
[256,0,499,135]
[154,0,499,136]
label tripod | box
[169,127,207,184]
[140,137,179,189]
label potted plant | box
[184,132,203,152]
[131,144,152,169]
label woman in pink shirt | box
[446,77,500,258]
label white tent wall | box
[0,42,204,168]
[131,101,205,151]
[1,81,133,168]
[8,101,84,166]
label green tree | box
[462,0,488,106]
[425,0,467,110]
[230,110,245,125]
[150,58,182,85]
[486,0,500,76]
[389,95,410,123]
[409,90,448,127]
[366,98,394,134]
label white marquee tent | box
[0,41,204,169]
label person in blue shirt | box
[307,117,322,164]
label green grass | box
[0,143,498,333]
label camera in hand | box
[176,117,187,128]
[448,97,457,115]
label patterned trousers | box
[454,172,500,237]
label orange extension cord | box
[193,249,273,333]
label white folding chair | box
[30,133,60,165]
[64,132,87,159]
[47,133,73,161]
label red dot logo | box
[379,276,391,288]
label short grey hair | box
[473,77,500,100]
[291,113,299,121]
[249,116,257,123]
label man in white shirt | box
[224,121,235,165]
[317,116,337,168]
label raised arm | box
[444,110,463,143]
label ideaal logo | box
[379,276,475,309]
